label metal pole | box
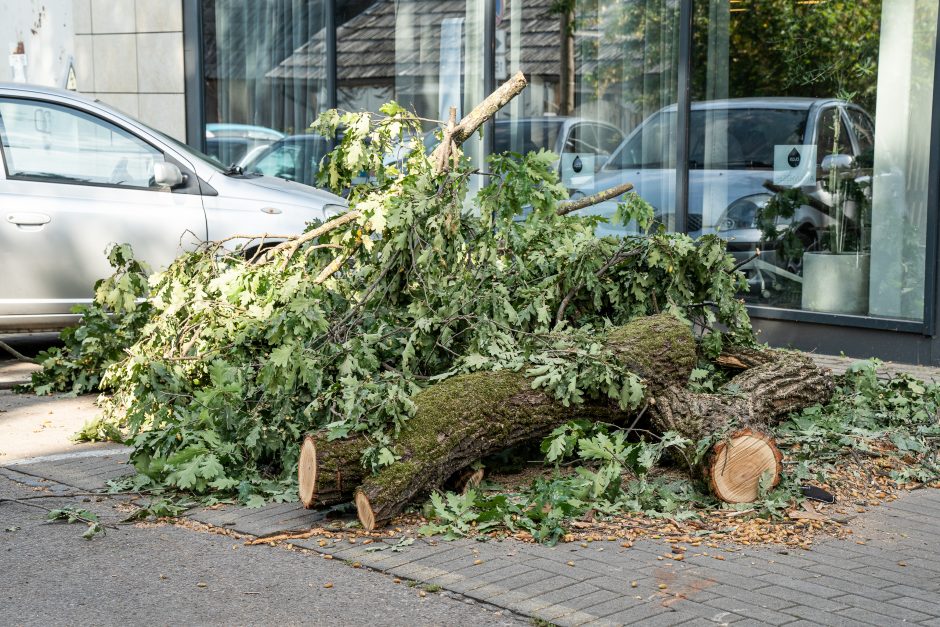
[326,0,338,110]
[922,7,940,338]
[482,0,496,165]
[181,0,206,151]
[675,0,693,234]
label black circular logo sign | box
[787,147,801,168]
[572,155,583,173]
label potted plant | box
[757,122,871,314]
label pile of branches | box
[32,74,789,512]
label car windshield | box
[493,120,565,154]
[607,107,808,170]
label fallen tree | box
[298,315,832,527]
[29,71,830,530]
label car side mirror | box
[154,162,184,188]
[821,154,854,173]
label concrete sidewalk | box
[3,444,939,626]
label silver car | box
[0,84,346,332]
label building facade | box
[5,1,940,364]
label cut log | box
[707,429,782,503]
[299,434,487,508]
[353,314,697,530]
[354,369,628,530]
[299,315,833,524]
[650,350,832,445]
[297,434,368,508]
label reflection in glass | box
[501,0,679,234]
[691,0,936,321]
[202,1,329,168]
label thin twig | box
[0,340,39,364]
[267,211,362,266]
[731,249,761,272]
[556,182,634,216]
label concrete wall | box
[0,1,75,87]
[72,0,186,140]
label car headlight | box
[719,193,773,231]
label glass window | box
[692,0,937,322]
[815,108,853,166]
[493,119,565,154]
[0,98,164,188]
[334,0,486,175]
[500,0,681,234]
[201,1,328,169]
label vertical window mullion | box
[675,0,693,235]
[922,5,940,336]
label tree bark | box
[650,349,833,445]
[354,370,629,530]
[298,434,369,508]
[298,316,833,526]
[353,314,696,529]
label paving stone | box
[835,606,911,626]
[532,603,584,622]
[532,581,611,608]
[702,596,795,625]
[699,584,795,611]
[384,562,450,582]
[881,584,940,602]
[883,596,940,620]
[754,585,848,612]
[582,575,656,596]
[781,603,867,626]
[756,572,852,599]
[804,562,908,597]
[552,588,620,613]
[553,609,604,626]
[498,596,557,617]
[457,563,535,592]
[574,593,646,619]
[474,569,560,605]
[609,606,700,627]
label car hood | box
[206,171,345,210]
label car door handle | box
[7,212,51,226]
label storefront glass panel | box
[500,0,681,233]
[691,0,937,321]
[201,1,329,171]
[334,0,486,167]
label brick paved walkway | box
[4,352,940,625]
[3,450,939,626]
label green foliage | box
[46,506,104,540]
[777,360,940,484]
[28,244,151,396]
[422,426,704,544]
[28,104,752,507]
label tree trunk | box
[650,350,832,444]
[353,314,696,529]
[707,429,783,503]
[298,434,368,508]
[297,315,833,526]
[354,370,628,530]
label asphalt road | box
[0,474,523,627]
